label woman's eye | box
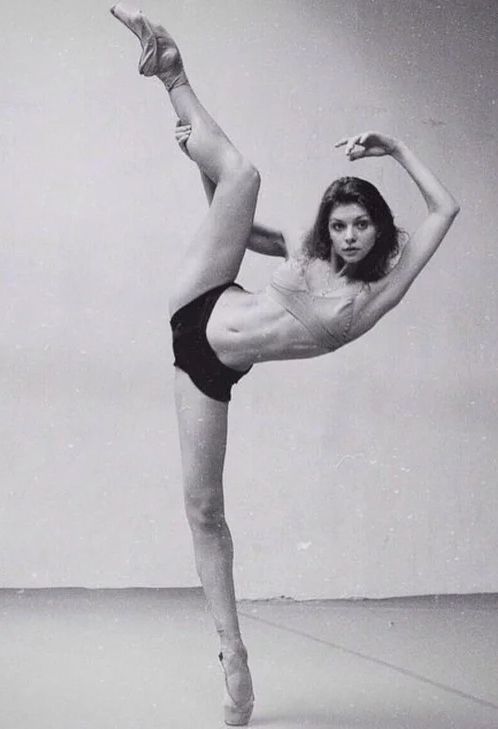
[357,220,369,230]
[332,223,343,231]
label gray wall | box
[1,0,497,598]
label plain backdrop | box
[1,0,497,598]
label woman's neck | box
[330,254,355,279]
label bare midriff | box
[206,285,331,370]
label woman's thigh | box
[174,368,229,503]
[169,166,260,316]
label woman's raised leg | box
[111,4,260,314]
[167,78,261,314]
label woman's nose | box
[345,226,356,242]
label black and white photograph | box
[1,1,497,727]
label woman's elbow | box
[441,199,461,220]
[449,201,461,218]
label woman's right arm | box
[246,222,287,257]
[200,168,287,256]
[176,122,287,257]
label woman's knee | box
[184,489,226,532]
[216,158,260,217]
[220,152,260,192]
[236,158,261,193]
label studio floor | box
[0,589,497,729]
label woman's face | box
[328,203,378,263]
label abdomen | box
[208,287,330,366]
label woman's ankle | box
[157,64,189,91]
[161,76,190,94]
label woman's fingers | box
[175,122,192,137]
[348,144,367,160]
[345,135,361,157]
[359,132,372,147]
[175,123,192,152]
[335,131,392,159]
[174,121,192,157]
[335,135,361,149]
[176,135,190,148]
[335,135,365,158]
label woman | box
[110,5,459,725]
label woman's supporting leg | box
[175,370,240,643]
[175,368,254,722]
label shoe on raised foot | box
[219,650,255,726]
[110,4,188,89]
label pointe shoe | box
[110,4,188,89]
[219,650,255,726]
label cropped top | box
[266,256,364,351]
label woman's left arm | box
[336,132,460,307]
[386,140,460,301]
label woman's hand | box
[175,120,192,157]
[335,131,400,160]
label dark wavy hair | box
[303,177,402,282]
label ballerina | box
[110,5,459,725]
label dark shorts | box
[170,282,252,403]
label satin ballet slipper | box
[110,4,188,90]
[219,649,255,726]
